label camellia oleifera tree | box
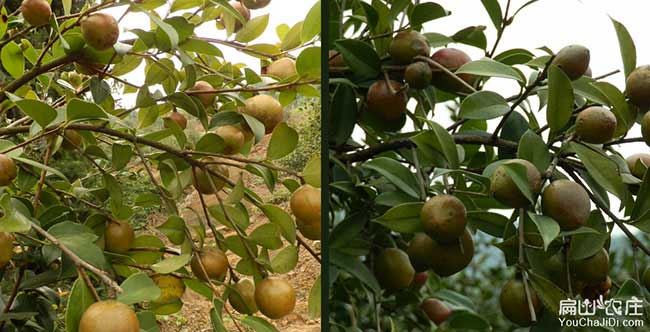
[329,1,650,331]
[0,0,321,331]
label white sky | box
[99,0,316,107]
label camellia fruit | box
[105,220,135,254]
[420,195,466,244]
[215,125,245,155]
[551,45,590,80]
[0,154,18,186]
[388,31,430,64]
[254,277,296,319]
[430,48,475,93]
[241,94,284,134]
[189,81,217,107]
[366,80,408,121]
[407,233,435,272]
[80,13,119,51]
[79,301,139,332]
[405,61,432,89]
[575,106,617,144]
[570,248,609,283]
[429,228,474,277]
[541,180,590,231]
[626,65,650,108]
[374,248,415,291]
[242,0,271,9]
[229,278,258,315]
[499,279,541,326]
[641,112,650,146]
[328,50,344,67]
[164,112,188,130]
[190,247,229,282]
[0,232,15,268]
[192,158,229,194]
[290,184,321,240]
[626,153,650,178]
[490,159,542,208]
[20,0,52,26]
[266,58,297,80]
[421,298,452,325]
[220,1,250,32]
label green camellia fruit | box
[541,180,590,231]
[215,125,246,155]
[163,112,188,130]
[266,58,297,80]
[420,195,466,244]
[575,106,617,144]
[388,31,430,64]
[366,80,408,121]
[490,159,542,208]
[551,45,590,80]
[405,61,432,89]
[499,279,542,326]
[429,228,474,277]
[105,220,135,254]
[626,65,650,109]
[374,248,415,291]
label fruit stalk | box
[413,55,477,93]
[518,208,537,323]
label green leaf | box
[502,162,534,204]
[235,14,269,43]
[241,316,280,332]
[546,65,574,132]
[569,211,608,260]
[117,273,162,305]
[67,98,108,121]
[10,97,57,128]
[412,123,460,169]
[13,156,67,180]
[373,202,424,233]
[151,254,191,274]
[280,21,303,50]
[296,46,321,79]
[249,223,283,250]
[260,204,296,244]
[363,158,420,198]
[409,2,448,26]
[456,58,525,82]
[329,84,357,146]
[458,90,510,120]
[632,169,650,221]
[303,155,321,188]
[270,245,298,274]
[527,213,560,251]
[481,0,503,32]
[158,216,186,245]
[301,0,321,42]
[517,130,551,173]
[571,142,625,200]
[334,39,380,79]
[111,144,132,171]
[448,310,491,330]
[134,4,179,49]
[611,17,636,77]
[1,41,24,78]
[595,81,635,138]
[267,122,298,160]
[330,250,380,293]
[467,211,509,238]
[128,235,164,265]
[65,277,95,332]
[0,195,32,233]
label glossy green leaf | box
[458,90,509,120]
[546,65,574,132]
[267,122,298,160]
[117,273,162,305]
[373,202,424,233]
[235,14,269,43]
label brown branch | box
[0,265,26,330]
[0,54,79,103]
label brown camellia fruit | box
[421,298,452,325]
[542,180,590,231]
[551,45,590,80]
[241,94,284,134]
[366,80,408,121]
[79,301,139,332]
[255,277,296,319]
[266,58,297,80]
[193,158,229,194]
[151,275,186,305]
[430,48,475,93]
[575,106,617,144]
[105,220,135,254]
[430,228,474,277]
[374,248,415,291]
[627,153,650,178]
[490,159,542,208]
[0,232,15,268]
[500,279,542,326]
[220,1,251,32]
[420,195,466,244]
[229,278,258,315]
[626,66,650,109]
[641,112,650,146]
[20,0,51,26]
[190,247,229,281]
[582,276,612,300]
[164,112,187,130]
[388,31,430,64]
[215,125,245,155]
[543,251,576,292]
[0,154,18,186]
[412,271,429,288]
[242,0,271,9]
[570,248,609,283]
[80,13,119,51]
[328,50,344,67]
[405,61,432,89]
[407,233,435,272]
[189,81,217,107]
[290,184,321,240]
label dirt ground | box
[151,135,321,332]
